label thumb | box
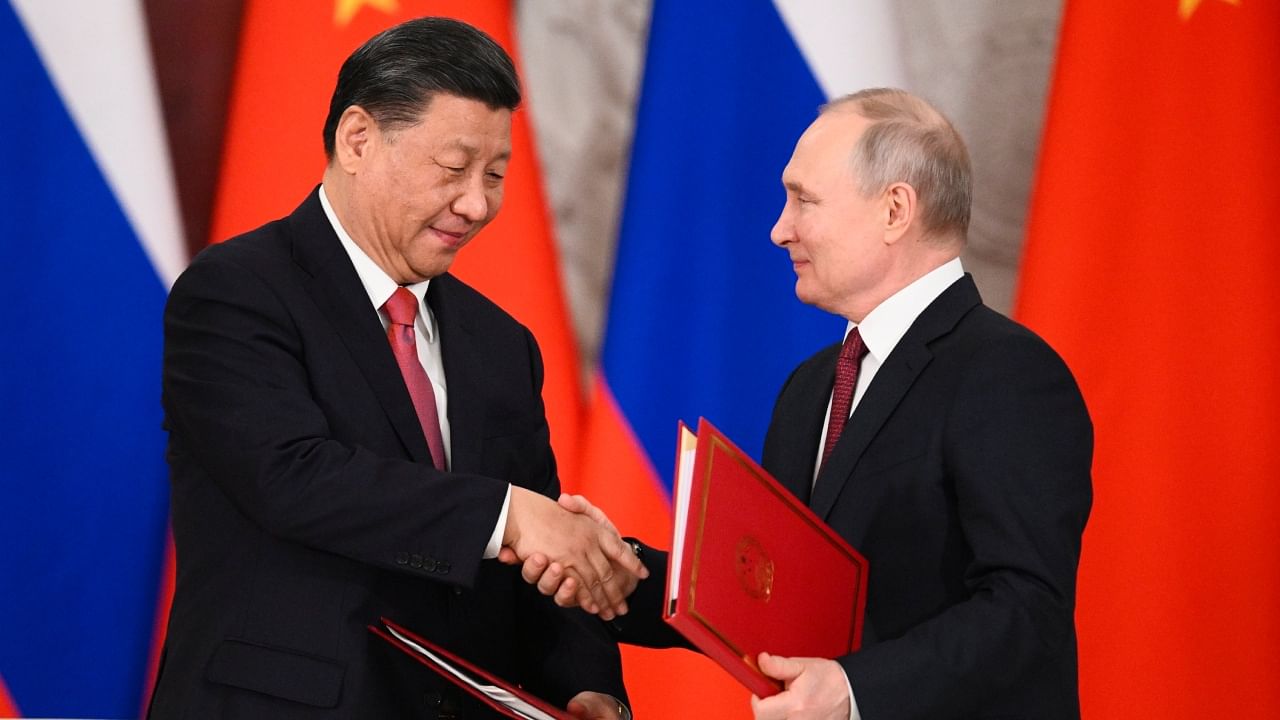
[757,652,804,683]
[558,493,588,513]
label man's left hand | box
[750,652,850,720]
[567,691,628,719]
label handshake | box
[500,488,644,621]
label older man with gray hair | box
[522,87,1093,720]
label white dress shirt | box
[809,257,964,720]
[320,185,509,558]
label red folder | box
[663,418,869,698]
[370,617,572,720]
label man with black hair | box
[150,17,640,719]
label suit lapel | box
[767,346,840,506]
[808,275,982,520]
[427,274,486,474]
[288,189,433,465]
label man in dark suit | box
[521,88,1093,719]
[150,17,643,719]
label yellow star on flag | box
[1179,0,1241,21]
[335,0,399,27]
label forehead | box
[411,93,513,158]
[783,110,868,182]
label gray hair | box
[825,88,972,242]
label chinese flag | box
[209,0,584,486]
[1016,1,1280,717]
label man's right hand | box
[501,487,647,619]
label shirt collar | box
[320,184,435,341]
[849,257,964,363]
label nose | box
[451,174,491,223]
[770,203,793,247]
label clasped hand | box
[500,489,646,620]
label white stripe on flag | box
[772,0,908,100]
[11,0,185,288]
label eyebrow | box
[447,139,511,163]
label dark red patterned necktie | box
[820,327,868,473]
[383,287,446,470]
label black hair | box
[322,16,520,158]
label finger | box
[593,564,628,617]
[536,561,567,596]
[554,575,579,607]
[566,691,617,720]
[749,693,780,720]
[566,568,601,614]
[521,554,550,584]
[584,546,619,612]
[757,652,805,683]
[497,546,519,564]
[601,571,637,614]
[602,533,649,579]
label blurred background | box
[2,0,1277,718]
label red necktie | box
[820,327,868,473]
[383,287,447,470]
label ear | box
[332,105,377,174]
[883,182,918,244]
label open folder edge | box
[381,622,558,720]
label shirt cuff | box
[482,485,512,559]
[844,667,861,720]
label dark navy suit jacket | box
[150,190,625,719]
[618,275,1091,720]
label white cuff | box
[482,485,512,559]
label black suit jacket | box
[621,275,1091,720]
[150,190,625,719]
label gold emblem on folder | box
[735,535,774,602]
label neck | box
[839,247,959,323]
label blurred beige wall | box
[516,0,1065,374]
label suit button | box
[410,554,423,569]
[424,558,438,572]
[453,587,463,596]
[425,691,442,707]
[395,552,408,566]
[439,561,451,574]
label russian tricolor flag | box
[0,1,182,716]
[579,1,904,716]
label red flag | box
[1016,1,1280,716]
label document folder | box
[371,617,572,720]
[664,418,869,697]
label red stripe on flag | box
[0,673,19,717]
[140,529,176,715]
[578,375,751,718]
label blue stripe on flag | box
[0,4,170,716]
[602,0,843,487]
